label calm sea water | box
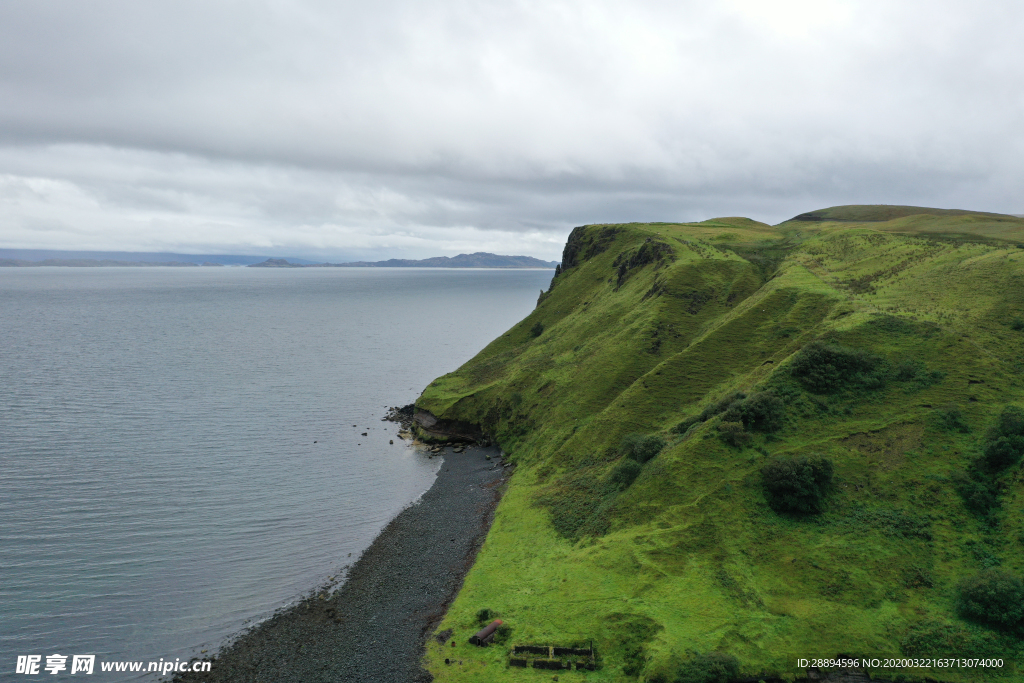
[0,267,551,681]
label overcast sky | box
[1,0,1021,261]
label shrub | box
[966,540,1002,568]
[723,391,786,432]
[701,392,746,421]
[901,621,1002,657]
[887,360,945,387]
[893,360,923,381]
[634,435,666,463]
[674,416,701,434]
[696,393,745,423]
[619,433,643,457]
[845,506,932,540]
[476,608,493,623]
[608,459,643,489]
[530,321,544,337]
[789,341,885,394]
[761,456,834,513]
[953,474,999,516]
[620,433,666,463]
[674,392,748,433]
[673,652,740,683]
[1011,317,1024,331]
[671,395,753,432]
[990,405,1024,440]
[608,613,662,677]
[932,404,970,433]
[717,421,751,448]
[492,623,513,645]
[982,435,1024,471]
[901,565,934,588]
[956,569,1024,631]
[958,405,1024,478]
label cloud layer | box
[1,0,1021,259]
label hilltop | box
[414,206,1024,682]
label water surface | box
[0,267,551,680]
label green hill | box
[416,207,1024,682]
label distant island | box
[0,249,557,268]
[0,258,219,267]
[0,248,311,267]
[247,252,558,268]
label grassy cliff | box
[417,206,1024,682]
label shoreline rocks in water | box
[385,404,494,448]
[173,443,510,683]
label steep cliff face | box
[418,209,1024,682]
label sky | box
[1,1,1022,262]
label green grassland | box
[416,206,1024,682]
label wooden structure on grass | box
[508,643,596,671]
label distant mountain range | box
[248,253,558,269]
[0,249,318,267]
[0,249,556,269]
[0,258,225,267]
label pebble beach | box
[173,445,509,683]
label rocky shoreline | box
[173,430,509,683]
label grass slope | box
[417,207,1024,682]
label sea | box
[0,266,552,681]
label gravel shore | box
[174,445,509,683]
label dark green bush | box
[956,569,1024,631]
[893,360,922,381]
[1010,317,1024,331]
[620,433,666,463]
[530,321,544,337]
[608,613,662,677]
[901,621,1002,657]
[476,608,493,623]
[608,459,643,489]
[890,359,945,387]
[982,435,1024,471]
[965,540,1002,568]
[492,623,513,645]
[723,391,785,432]
[989,405,1024,440]
[635,435,666,463]
[674,392,749,433]
[701,392,746,421]
[953,473,999,516]
[717,421,750,448]
[619,433,642,457]
[673,416,701,434]
[789,341,885,394]
[761,456,834,513]
[952,406,1024,515]
[673,652,740,683]
[932,404,970,433]
[901,565,934,588]
[845,506,932,540]
[970,403,1024,473]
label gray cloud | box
[1,0,1022,259]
